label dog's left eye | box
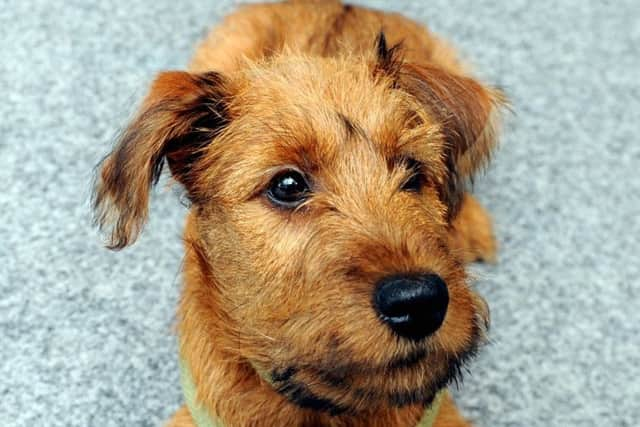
[266,169,311,208]
[400,158,426,192]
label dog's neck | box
[179,353,444,427]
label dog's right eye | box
[266,170,311,208]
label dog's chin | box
[256,297,489,415]
[264,332,483,415]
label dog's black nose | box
[374,273,449,341]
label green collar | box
[180,358,444,427]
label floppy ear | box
[93,71,231,249]
[397,62,504,219]
[373,32,504,219]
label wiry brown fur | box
[93,1,504,426]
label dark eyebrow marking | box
[337,112,363,139]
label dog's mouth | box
[264,323,484,415]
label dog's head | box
[94,35,501,414]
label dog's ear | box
[397,62,504,219]
[93,71,231,249]
[397,64,503,176]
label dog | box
[94,1,503,426]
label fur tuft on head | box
[373,31,405,81]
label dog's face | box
[95,40,499,414]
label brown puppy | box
[94,1,503,426]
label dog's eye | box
[266,169,311,208]
[400,158,426,192]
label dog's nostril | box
[374,273,449,341]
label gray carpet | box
[2,0,639,426]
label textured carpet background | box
[2,1,639,426]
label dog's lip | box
[384,346,429,371]
[315,347,428,386]
[324,347,428,376]
[269,350,448,413]
[271,345,430,385]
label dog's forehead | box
[228,56,442,166]
[244,58,399,116]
